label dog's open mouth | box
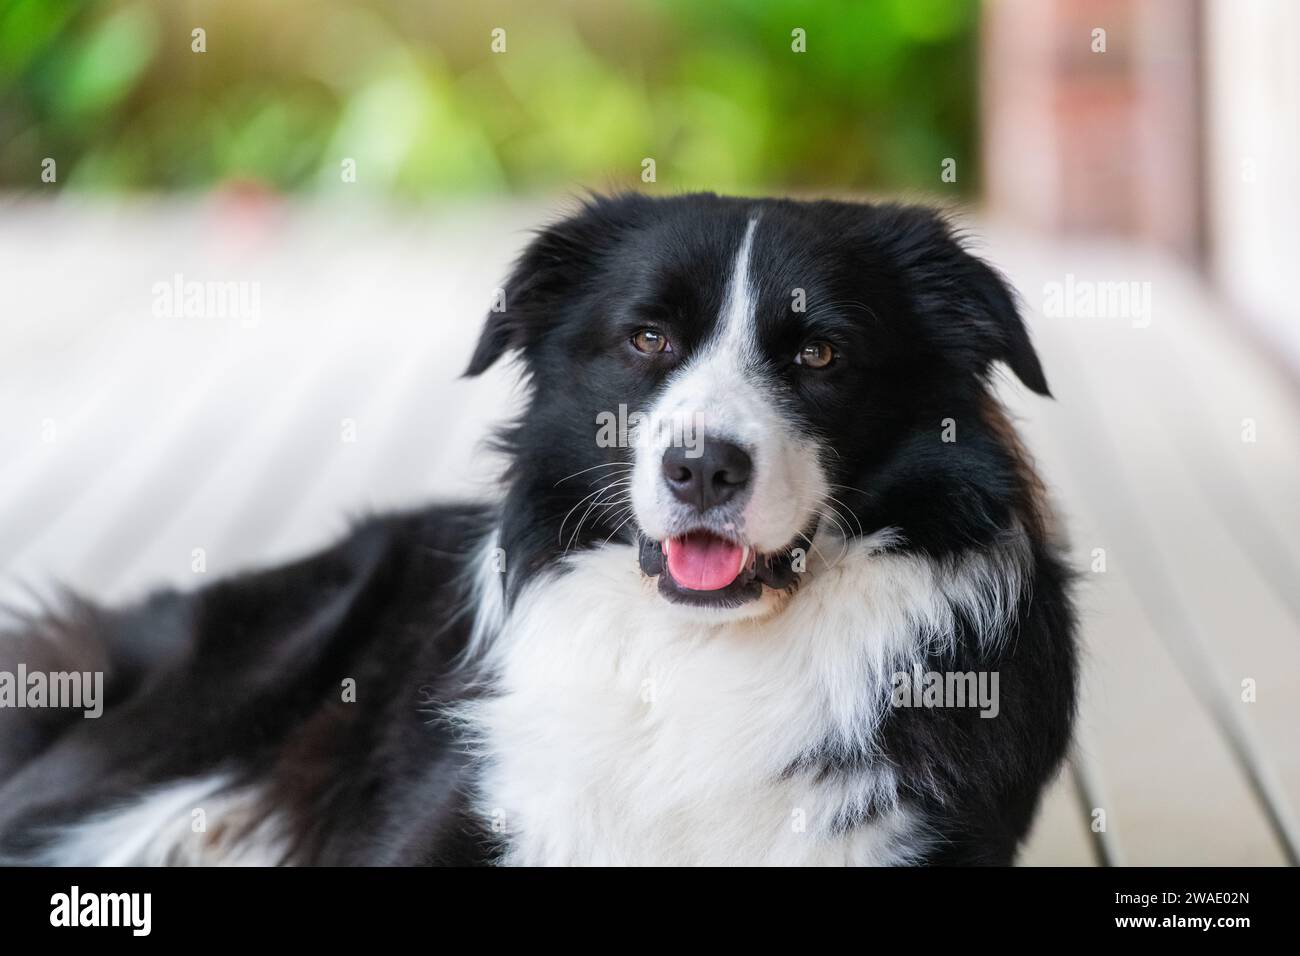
[637,532,798,608]
[666,533,748,590]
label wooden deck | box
[2,199,1297,865]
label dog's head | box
[467,193,1049,619]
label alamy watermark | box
[50,886,151,936]
[151,272,261,327]
[596,404,705,457]
[0,665,103,718]
[891,668,1000,718]
[1043,274,1151,328]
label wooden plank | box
[1019,765,1099,866]
[995,229,1298,863]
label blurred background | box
[1,0,1297,865]
[1,0,980,196]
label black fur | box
[0,193,1075,865]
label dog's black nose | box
[662,439,753,511]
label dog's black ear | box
[872,205,1050,397]
[464,194,646,377]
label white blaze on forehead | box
[656,215,763,439]
[714,216,761,363]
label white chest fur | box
[468,533,1026,866]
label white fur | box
[465,526,1029,866]
[33,774,287,866]
[630,216,829,559]
[464,527,509,660]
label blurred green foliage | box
[0,0,980,195]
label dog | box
[0,192,1076,865]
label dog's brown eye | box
[796,341,835,369]
[632,328,671,354]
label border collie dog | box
[0,193,1076,866]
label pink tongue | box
[666,534,745,591]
